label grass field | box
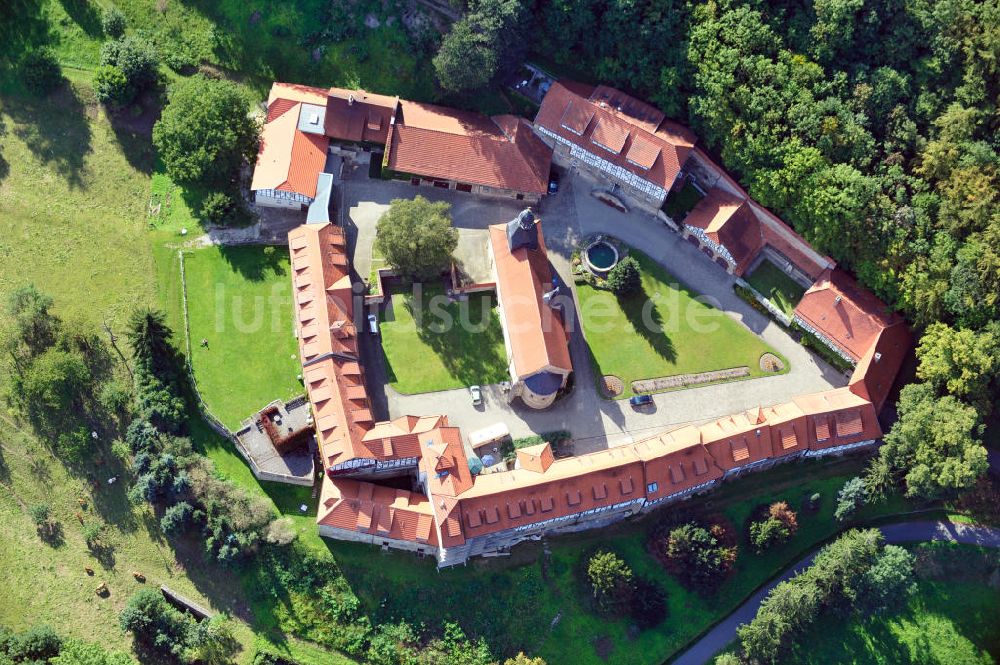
[577,250,787,398]
[284,456,915,665]
[379,284,509,394]
[781,544,1000,664]
[181,245,303,429]
[746,259,807,318]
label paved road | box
[671,520,1000,665]
[359,169,846,454]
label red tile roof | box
[318,476,439,547]
[683,187,763,275]
[386,101,551,194]
[251,99,329,198]
[290,223,438,469]
[489,220,572,378]
[535,81,696,193]
[794,269,903,362]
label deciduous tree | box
[375,196,458,281]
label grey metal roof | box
[306,172,334,224]
[297,103,327,135]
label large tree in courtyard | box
[153,76,259,186]
[875,382,987,500]
[375,196,458,281]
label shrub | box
[98,379,133,416]
[82,520,105,549]
[200,191,235,225]
[160,501,194,535]
[99,36,158,104]
[657,522,736,592]
[119,588,193,659]
[101,6,127,37]
[587,550,633,612]
[3,625,62,662]
[835,476,867,521]
[29,502,51,526]
[750,517,790,553]
[55,427,91,465]
[264,517,297,546]
[19,48,62,95]
[605,256,641,296]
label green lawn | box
[577,250,787,398]
[781,544,1000,665]
[181,245,303,429]
[379,284,509,394]
[662,181,705,221]
[273,456,917,665]
[745,259,807,318]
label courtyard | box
[745,259,807,318]
[378,284,509,394]
[576,249,788,399]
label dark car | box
[548,170,560,194]
[629,394,653,408]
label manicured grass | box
[746,259,807,318]
[783,546,1000,664]
[577,250,787,398]
[379,284,509,394]
[662,181,704,221]
[181,245,303,429]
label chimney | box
[874,352,882,363]
[348,94,355,106]
[834,295,843,305]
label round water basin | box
[584,240,620,273]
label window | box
[647,482,658,494]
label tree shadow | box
[37,520,65,547]
[0,1,51,69]
[406,288,509,387]
[0,118,8,184]
[88,541,117,569]
[617,287,677,364]
[58,0,103,36]
[4,83,93,188]
[218,243,288,282]
[106,96,161,174]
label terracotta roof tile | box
[535,81,695,194]
[386,102,551,194]
[794,269,903,361]
[489,221,572,377]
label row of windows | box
[791,315,857,365]
[538,126,667,199]
[257,188,312,204]
[510,499,642,533]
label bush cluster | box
[586,550,668,629]
[736,529,916,662]
[651,519,737,593]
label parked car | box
[548,170,560,194]
[470,385,483,406]
[629,394,653,409]
[367,313,379,335]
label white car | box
[367,313,379,335]
[470,385,483,406]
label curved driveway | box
[670,521,1000,665]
